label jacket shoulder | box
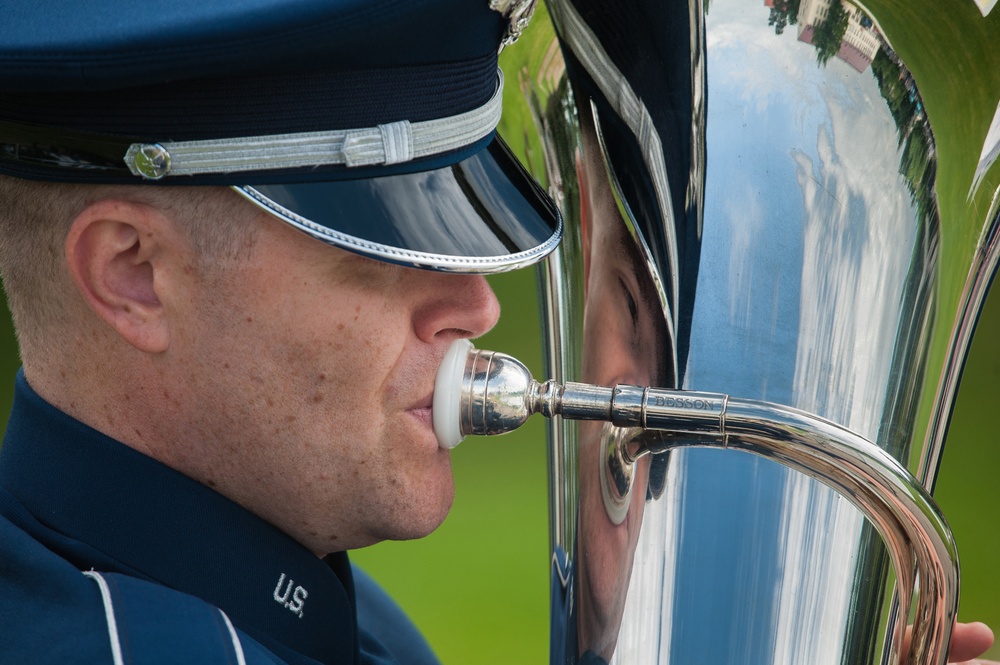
[0,508,281,664]
[85,570,286,665]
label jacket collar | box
[0,370,358,665]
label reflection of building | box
[797,0,880,72]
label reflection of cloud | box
[791,75,916,437]
[696,0,918,431]
[725,187,766,327]
[771,474,862,665]
[708,16,812,117]
[679,4,920,662]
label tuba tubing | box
[437,342,959,665]
[495,0,1000,660]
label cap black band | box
[0,53,497,141]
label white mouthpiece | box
[433,338,473,449]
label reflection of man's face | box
[167,208,500,556]
[575,102,670,661]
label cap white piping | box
[124,71,504,180]
[233,184,563,274]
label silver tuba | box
[496,0,1000,662]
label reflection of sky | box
[346,154,551,258]
[686,0,917,437]
[618,0,921,663]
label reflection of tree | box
[812,0,849,65]
[869,47,937,223]
[870,50,919,130]
[762,0,936,222]
[768,0,800,35]
[522,72,580,220]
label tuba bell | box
[496,0,1000,662]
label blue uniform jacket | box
[0,370,439,664]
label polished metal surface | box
[921,212,1000,488]
[498,0,1000,662]
[123,143,171,180]
[448,342,959,664]
[459,340,958,665]
[455,346,727,436]
[491,0,541,50]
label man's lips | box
[409,406,432,422]
[407,394,434,425]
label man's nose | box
[413,273,501,343]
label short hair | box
[0,176,259,359]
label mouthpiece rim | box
[433,338,473,449]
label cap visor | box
[233,137,561,273]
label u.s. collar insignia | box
[490,0,538,51]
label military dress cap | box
[0,0,559,272]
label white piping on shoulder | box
[218,609,248,665]
[82,571,248,664]
[82,570,125,665]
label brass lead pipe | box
[438,343,958,665]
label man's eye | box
[625,288,638,324]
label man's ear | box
[64,199,179,354]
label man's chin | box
[379,486,455,542]
[402,502,454,541]
[374,521,447,544]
